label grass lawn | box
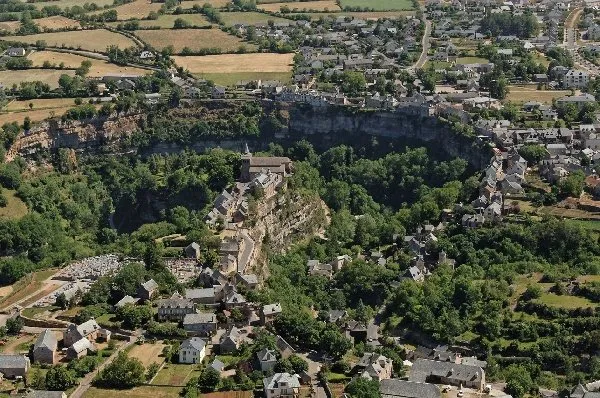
[218,11,291,26]
[195,71,291,86]
[21,305,58,319]
[339,0,415,10]
[1,29,136,53]
[531,51,550,68]
[0,189,27,220]
[577,275,600,283]
[326,372,350,383]
[95,312,120,328]
[151,363,196,386]
[128,342,166,367]
[423,60,451,69]
[536,293,597,309]
[455,56,489,64]
[135,28,256,53]
[84,386,182,398]
[505,86,570,104]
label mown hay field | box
[136,28,255,52]
[1,29,137,52]
[288,10,415,18]
[180,0,231,7]
[27,50,151,77]
[339,0,415,10]
[29,0,114,9]
[258,0,341,12]
[172,52,293,73]
[219,11,292,26]
[0,69,75,88]
[88,0,162,20]
[36,15,81,29]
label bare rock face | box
[6,114,143,161]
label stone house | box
[183,242,201,259]
[32,329,57,365]
[219,326,249,353]
[66,338,95,360]
[235,273,259,290]
[157,297,197,322]
[261,303,282,325]
[356,353,393,381]
[137,279,158,301]
[178,337,206,364]
[183,313,218,336]
[256,348,278,372]
[0,355,30,378]
[25,391,67,398]
[63,319,102,347]
[409,359,485,390]
[379,379,441,398]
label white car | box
[457,391,464,397]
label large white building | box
[178,337,206,364]
[563,69,590,89]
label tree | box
[518,145,548,165]
[45,366,76,391]
[320,328,352,359]
[288,355,309,373]
[341,71,366,97]
[345,378,381,398]
[197,366,220,393]
[116,304,153,329]
[96,352,145,388]
[6,317,23,335]
[504,365,534,398]
[558,170,585,198]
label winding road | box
[414,18,432,71]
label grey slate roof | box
[409,359,484,385]
[183,312,216,325]
[180,337,206,352]
[210,358,225,372]
[0,354,29,369]
[33,329,57,351]
[380,379,441,398]
[25,391,66,398]
[141,279,158,292]
[263,372,301,390]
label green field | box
[339,0,415,11]
[195,71,291,86]
[288,10,416,19]
[456,56,489,64]
[151,364,197,386]
[219,11,291,26]
[0,189,27,220]
[109,14,211,29]
[536,293,597,309]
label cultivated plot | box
[339,0,415,10]
[136,28,255,53]
[258,0,341,12]
[1,29,137,53]
[172,52,293,73]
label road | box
[414,18,432,70]
[69,334,139,398]
[237,230,255,273]
[563,7,582,50]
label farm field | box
[109,13,210,28]
[127,342,167,367]
[29,0,114,9]
[136,28,255,53]
[0,189,27,220]
[35,15,81,30]
[0,69,75,88]
[1,29,137,52]
[288,10,415,18]
[0,20,20,32]
[258,0,341,12]
[0,106,75,124]
[218,11,292,26]
[5,98,85,112]
[339,0,415,10]
[505,86,571,104]
[88,0,162,20]
[172,53,293,73]
[0,269,58,310]
[180,0,231,7]
[27,50,150,77]
[197,71,292,86]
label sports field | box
[258,0,341,12]
[1,29,137,53]
[28,50,151,77]
[339,0,415,10]
[136,28,255,53]
[172,53,293,73]
[110,13,210,28]
[219,11,292,26]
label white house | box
[178,337,206,364]
[263,373,301,398]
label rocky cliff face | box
[286,106,491,169]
